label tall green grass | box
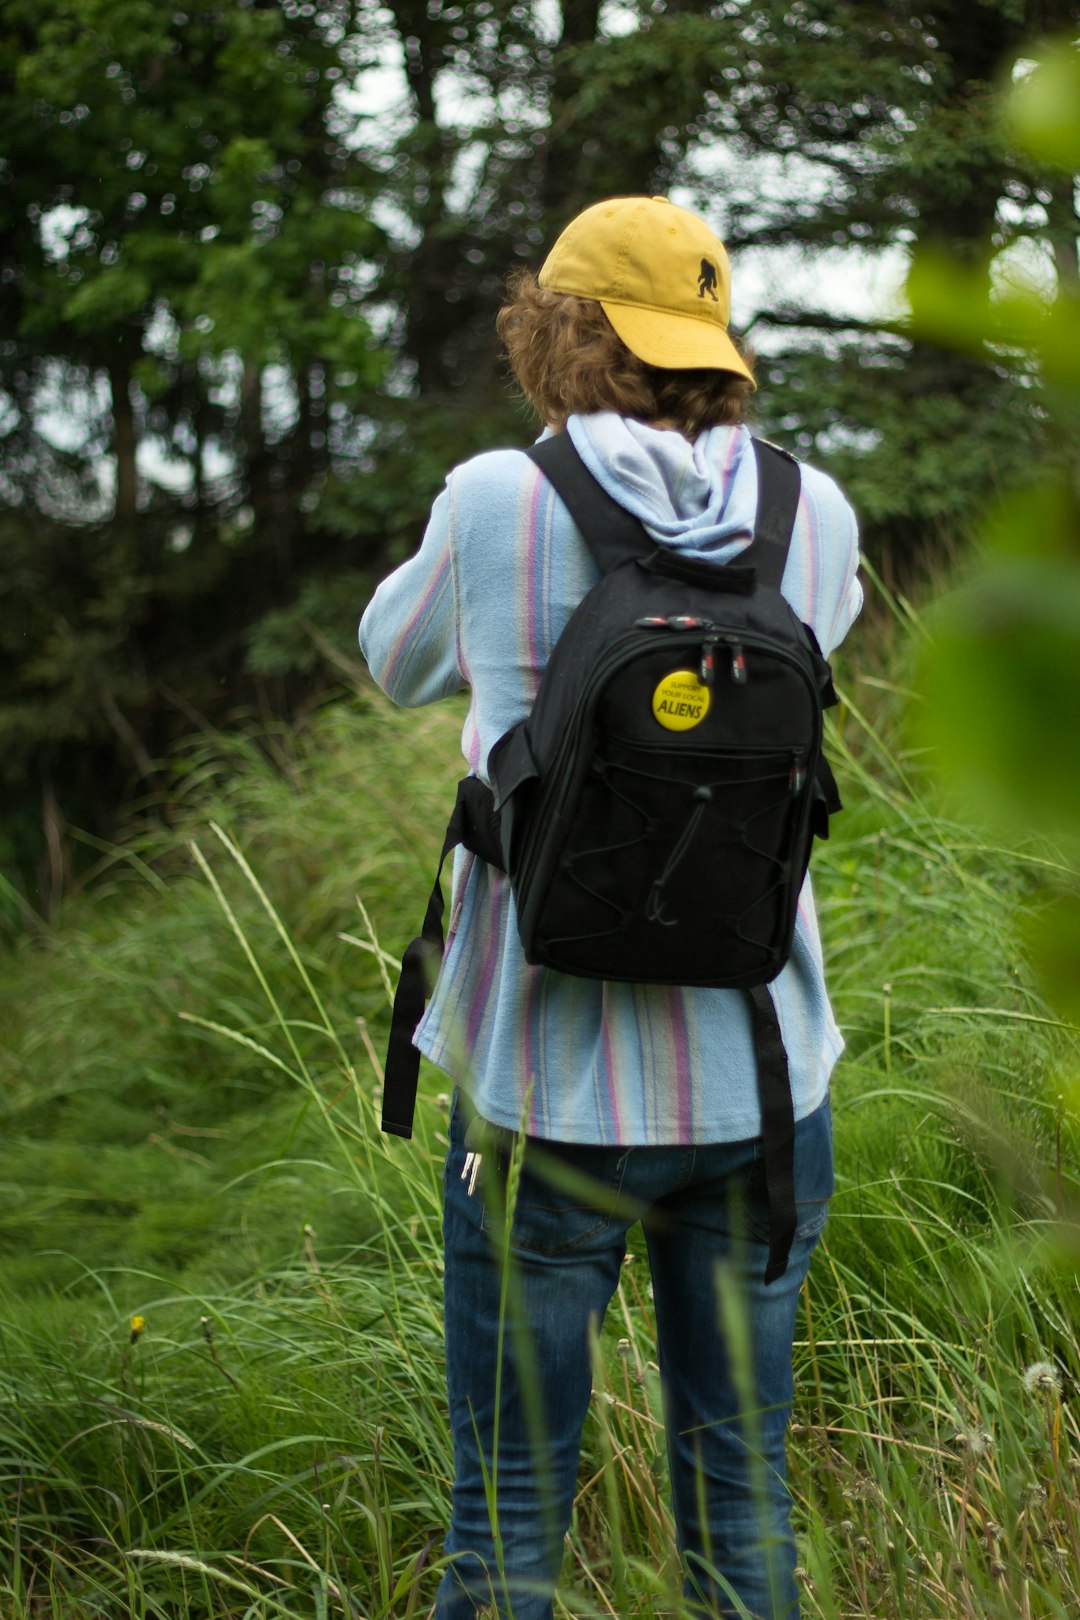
[0,635,1077,1617]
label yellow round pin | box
[652,670,711,731]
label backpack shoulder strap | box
[525,434,653,573]
[740,438,802,591]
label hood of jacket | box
[564,412,761,562]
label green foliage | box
[917,536,1080,847]
[0,0,393,897]
[907,255,1080,394]
[244,570,377,678]
[764,344,1044,565]
[906,38,1080,1063]
[1006,37,1080,170]
[0,692,463,1276]
[0,652,1078,1616]
[2,17,1079,1615]
[3,0,1076,905]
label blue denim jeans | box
[434,1092,833,1620]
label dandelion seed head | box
[1022,1360,1061,1398]
[616,1338,631,1357]
[953,1425,993,1459]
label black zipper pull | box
[700,634,719,686]
[730,641,747,684]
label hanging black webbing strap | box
[745,983,798,1284]
[382,776,503,1139]
[743,439,801,1282]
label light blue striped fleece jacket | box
[359,412,862,1145]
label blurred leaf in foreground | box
[1022,890,1080,1028]
[915,485,1080,852]
[906,254,1080,393]
[1005,37,1080,170]
[909,35,1080,1050]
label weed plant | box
[0,628,1077,1617]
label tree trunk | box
[241,358,273,523]
[108,358,137,524]
[542,0,605,225]
[40,771,69,920]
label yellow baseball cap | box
[538,195,754,383]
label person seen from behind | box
[359,195,863,1619]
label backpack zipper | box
[635,615,745,686]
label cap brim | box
[601,300,755,383]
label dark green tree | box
[3,0,1076,915]
[359,0,1078,570]
[690,0,1080,571]
[0,0,386,901]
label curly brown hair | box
[496,268,755,438]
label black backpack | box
[381,432,842,1282]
